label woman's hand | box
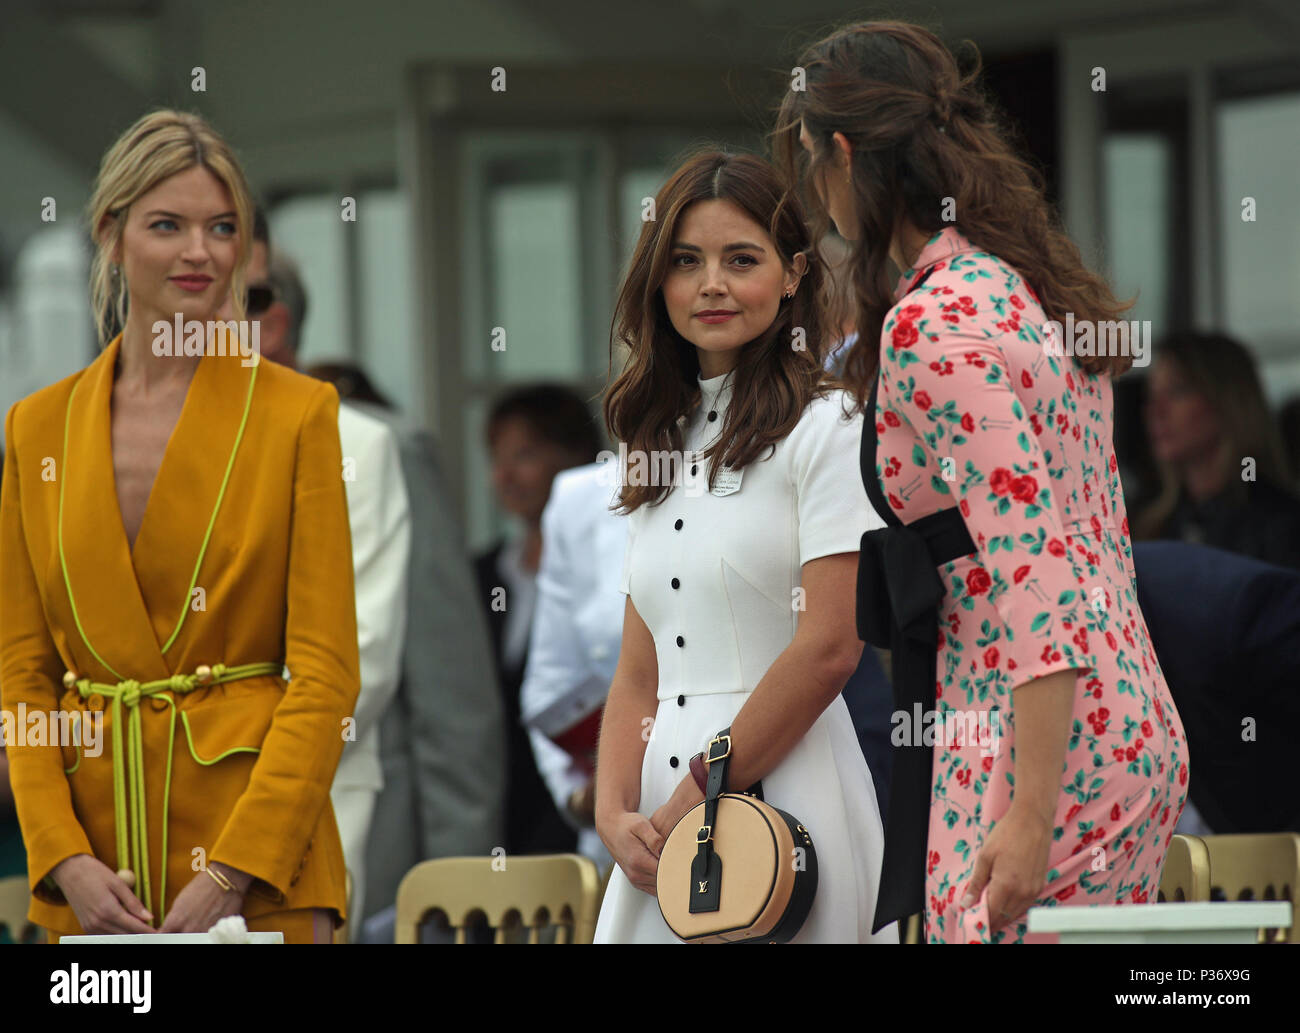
[597,810,665,896]
[50,854,155,935]
[649,775,705,842]
[158,861,251,933]
[960,800,1054,932]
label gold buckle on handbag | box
[696,825,712,844]
[706,734,731,764]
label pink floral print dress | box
[872,227,1189,943]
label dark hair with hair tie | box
[774,20,1136,410]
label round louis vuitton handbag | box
[656,727,818,943]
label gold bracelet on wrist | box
[205,864,237,894]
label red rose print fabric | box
[875,227,1188,943]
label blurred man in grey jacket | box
[356,399,507,915]
[302,362,507,936]
[220,230,409,941]
[250,237,504,939]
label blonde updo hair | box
[86,109,254,348]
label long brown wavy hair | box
[604,149,830,514]
[773,20,1135,411]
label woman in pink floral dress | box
[777,20,1188,942]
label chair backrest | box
[395,854,602,944]
[598,862,614,909]
[0,875,40,944]
[334,869,353,945]
[1158,834,1211,902]
[1202,833,1300,943]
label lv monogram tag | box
[690,850,722,913]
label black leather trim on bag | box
[667,726,818,943]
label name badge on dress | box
[710,464,743,496]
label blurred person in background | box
[821,232,860,377]
[0,737,34,942]
[307,359,508,938]
[1110,373,1161,511]
[217,217,411,941]
[1135,330,1300,570]
[305,361,393,408]
[475,384,603,856]
[307,356,507,942]
[0,532,24,884]
[520,460,623,868]
[1134,540,1300,838]
[821,230,895,819]
[1278,395,1300,491]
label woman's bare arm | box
[1007,669,1074,821]
[594,595,660,823]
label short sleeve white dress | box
[593,370,899,944]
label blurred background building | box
[0,0,1298,548]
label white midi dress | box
[593,371,898,944]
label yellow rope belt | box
[55,346,267,926]
[67,661,282,925]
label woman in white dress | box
[593,150,896,943]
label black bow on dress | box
[856,265,977,935]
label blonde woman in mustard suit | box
[0,110,360,943]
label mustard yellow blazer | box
[0,334,360,933]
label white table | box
[1027,902,1292,944]
[60,932,284,944]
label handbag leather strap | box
[689,727,737,913]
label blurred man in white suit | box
[220,220,410,940]
[310,363,508,938]
[521,460,625,868]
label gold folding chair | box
[1202,833,1300,943]
[598,862,615,910]
[1158,834,1211,902]
[395,854,602,944]
[334,869,354,944]
[0,875,43,944]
